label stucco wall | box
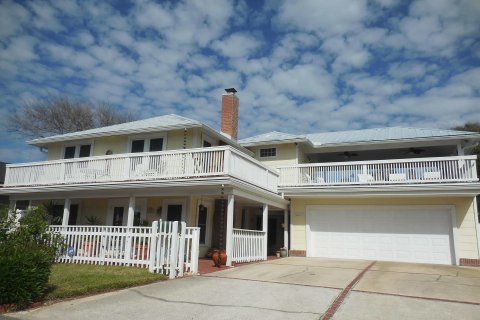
[290,197,479,260]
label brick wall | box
[221,93,239,140]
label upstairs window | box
[259,147,277,158]
[63,143,92,159]
[129,137,165,153]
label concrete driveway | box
[4,258,480,320]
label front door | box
[112,207,124,226]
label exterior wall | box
[80,198,109,225]
[166,129,193,150]
[92,136,128,156]
[251,143,298,169]
[290,197,480,260]
[47,143,63,160]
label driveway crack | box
[129,289,323,317]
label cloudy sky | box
[1,0,479,163]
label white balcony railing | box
[277,155,478,187]
[5,146,278,193]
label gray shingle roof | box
[28,114,201,145]
[240,127,480,147]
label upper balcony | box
[277,155,478,188]
[4,146,279,193]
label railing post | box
[192,228,200,274]
[177,222,186,277]
[169,221,179,279]
[224,148,231,174]
[149,221,159,273]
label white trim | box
[306,204,457,265]
[196,199,213,246]
[127,133,167,153]
[161,199,187,222]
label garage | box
[306,205,455,265]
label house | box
[0,162,9,205]
[1,89,479,267]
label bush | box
[0,206,61,309]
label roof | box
[240,127,480,148]
[28,114,202,145]
[239,131,309,147]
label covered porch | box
[9,182,288,267]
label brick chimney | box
[221,88,239,140]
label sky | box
[0,0,479,163]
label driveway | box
[4,258,480,320]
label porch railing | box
[232,228,266,263]
[50,220,200,278]
[277,155,478,187]
[5,146,278,193]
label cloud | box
[212,33,262,58]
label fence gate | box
[149,220,200,279]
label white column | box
[8,200,16,219]
[225,194,235,266]
[127,196,136,227]
[125,196,136,262]
[284,209,289,250]
[62,199,71,226]
[263,204,268,260]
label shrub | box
[0,206,61,309]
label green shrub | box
[0,206,61,309]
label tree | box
[8,95,135,138]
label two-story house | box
[2,89,480,267]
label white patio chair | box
[424,171,441,180]
[358,174,375,183]
[389,173,407,181]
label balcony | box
[277,155,478,188]
[4,146,279,193]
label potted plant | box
[83,215,103,256]
[280,247,288,257]
[134,219,150,259]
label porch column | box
[225,194,235,267]
[62,199,71,226]
[125,196,136,261]
[263,204,268,260]
[127,196,136,227]
[284,209,289,250]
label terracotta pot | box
[135,244,149,259]
[84,242,95,256]
[212,249,221,267]
[219,249,227,265]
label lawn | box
[45,264,168,301]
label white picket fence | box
[50,220,200,279]
[232,228,266,263]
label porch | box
[278,155,478,187]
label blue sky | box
[1,0,479,163]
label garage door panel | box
[307,205,453,265]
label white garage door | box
[307,205,454,265]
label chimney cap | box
[224,88,237,94]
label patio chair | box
[424,171,441,180]
[358,174,375,183]
[389,173,407,181]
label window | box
[63,142,92,159]
[79,145,91,157]
[149,138,164,152]
[112,207,124,226]
[129,136,165,153]
[64,146,76,159]
[131,140,145,153]
[198,205,208,244]
[259,148,276,158]
[15,200,30,211]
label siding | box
[290,197,479,260]
[251,143,298,169]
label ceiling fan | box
[339,151,359,159]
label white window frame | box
[161,199,186,222]
[127,133,167,153]
[62,140,94,159]
[259,147,277,159]
[196,200,213,246]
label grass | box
[45,264,168,301]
